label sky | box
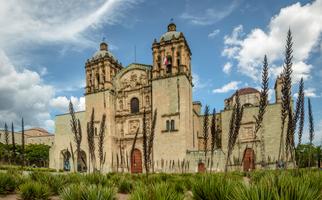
[0,0,321,144]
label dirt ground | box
[0,193,129,200]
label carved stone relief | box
[129,120,140,134]
[120,71,149,91]
[240,124,254,140]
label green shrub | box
[19,181,50,200]
[60,184,116,200]
[130,183,149,200]
[231,171,322,200]
[0,165,56,172]
[82,185,116,200]
[192,175,239,200]
[0,173,17,194]
[84,172,111,186]
[60,184,85,200]
[130,182,183,200]
[118,178,133,194]
[46,175,68,195]
[64,173,83,184]
[152,182,184,200]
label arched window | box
[166,55,172,74]
[170,120,175,131]
[166,120,170,131]
[96,73,100,84]
[131,98,139,113]
[157,55,161,70]
[177,52,181,66]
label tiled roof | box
[227,87,259,100]
[238,87,259,95]
[160,31,181,42]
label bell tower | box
[151,23,193,165]
[152,22,192,81]
[85,41,122,94]
[84,41,123,172]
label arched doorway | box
[198,162,206,173]
[61,150,71,171]
[77,150,87,172]
[243,148,255,171]
[131,149,142,173]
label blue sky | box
[0,0,321,144]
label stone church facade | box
[49,23,286,173]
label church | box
[49,23,286,173]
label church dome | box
[159,22,182,42]
[91,42,115,60]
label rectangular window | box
[166,120,170,131]
[170,120,175,131]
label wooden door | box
[131,149,142,173]
[243,148,255,171]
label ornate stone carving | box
[240,124,255,140]
[121,78,130,90]
[119,99,123,110]
[129,120,140,134]
[130,73,138,88]
[140,74,147,85]
[145,95,150,106]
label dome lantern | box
[100,42,108,51]
[167,23,176,32]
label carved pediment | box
[118,70,149,91]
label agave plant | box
[192,175,239,200]
[0,173,17,194]
[19,181,51,200]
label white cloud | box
[50,96,85,113]
[213,81,241,93]
[0,0,140,51]
[0,0,139,132]
[294,88,319,98]
[305,88,319,98]
[222,0,322,82]
[181,0,240,25]
[208,29,220,38]
[0,50,54,130]
[223,62,232,74]
[223,25,244,46]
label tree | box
[142,109,157,175]
[130,127,140,171]
[25,144,50,167]
[295,144,318,168]
[147,109,157,172]
[308,98,314,167]
[98,114,107,171]
[11,122,16,163]
[69,101,83,172]
[295,78,305,147]
[142,109,148,174]
[278,29,294,164]
[225,91,244,172]
[4,123,9,145]
[254,55,269,166]
[203,105,210,161]
[210,108,217,171]
[87,108,96,171]
[21,118,25,167]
